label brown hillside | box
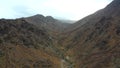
[60,0,120,68]
[0,0,120,68]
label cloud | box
[41,0,113,20]
[0,0,113,20]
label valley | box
[0,0,120,68]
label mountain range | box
[0,0,120,68]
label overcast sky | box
[0,0,113,20]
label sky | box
[0,0,113,20]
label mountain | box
[24,14,73,54]
[0,19,65,68]
[0,0,120,68]
[24,14,72,33]
[0,15,74,68]
[60,0,120,68]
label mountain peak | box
[46,16,54,19]
[100,0,120,17]
[107,0,120,7]
[32,14,45,19]
[45,16,55,22]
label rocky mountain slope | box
[60,0,120,68]
[24,14,73,53]
[0,19,64,68]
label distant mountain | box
[24,14,72,33]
